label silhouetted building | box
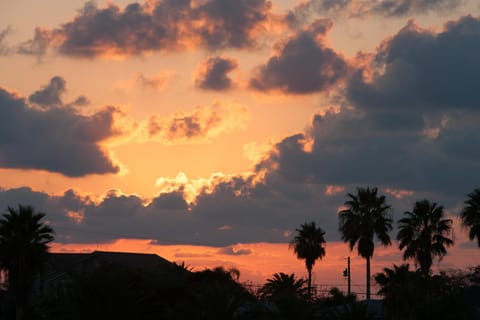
[36,251,178,295]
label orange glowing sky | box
[2,0,480,293]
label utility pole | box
[347,256,351,296]
[343,256,351,296]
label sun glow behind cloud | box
[154,171,255,204]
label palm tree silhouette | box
[190,266,251,320]
[259,272,307,301]
[290,221,326,302]
[460,189,480,246]
[338,186,393,300]
[0,205,54,320]
[374,264,420,320]
[397,200,454,276]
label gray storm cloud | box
[347,16,480,111]
[195,56,238,91]
[0,78,121,176]
[250,19,351,94]
[20,0,272,58]
[28,76,66,108]
[256,15,480,195]
[285,0,463,28]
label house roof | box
[89,251,174,273]
[43,251,177,279]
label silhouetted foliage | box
[290,221,326,302]
[375,264,420,319]
[397,200,454,276]
[188,266,254,320]
[375,264,480,320]
[461,188,480,246]
[317,301,375,320]
[35,263,258,320]
[313,288,371,320]
[0,205,54,320]
[258,273,310,319]
[256,272,315,319]
[259,272,307,302]
[317,287,356,307]
[339,186,393,300]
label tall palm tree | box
[290,221,326,302]
[460,189,480,246]
[338,186,393,300]
[259,272,307,301]
[0,205,54,320]
[397,200,454,276]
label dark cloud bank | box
[0,77,120,176]
[0,179,348,247]
[18,0,464,57]
[348,15,480,111]
[257,14,480,196]
[285,0,463,28]
[250,19,350,94]
[20,0,272,57]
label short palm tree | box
[190,266,251,319]
[338,186,393,300]
[397,200,454,276]
[375,264,413,298]
[0,205,54,320]
[259,272,307,301]
[374,264,420,320]
[290,222,326,302]
[460,189,480,246]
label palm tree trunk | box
[16,254,27,320]
[307,266,312,303]
[15,289,27,320]
[366,256,371,300]
[16,303,24,320]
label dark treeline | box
[0,187,480,319]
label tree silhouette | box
[338,186,392,300]
[0,205,54,320]
[460,189,480,246]
[375,264,471,320]
[259,272,307,301]
[375,264,421,320]
[290,222,326,302]
[189,266,253,320]
[259,272,309,320]
[397,200,454,276]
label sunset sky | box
[2,0,480,296]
